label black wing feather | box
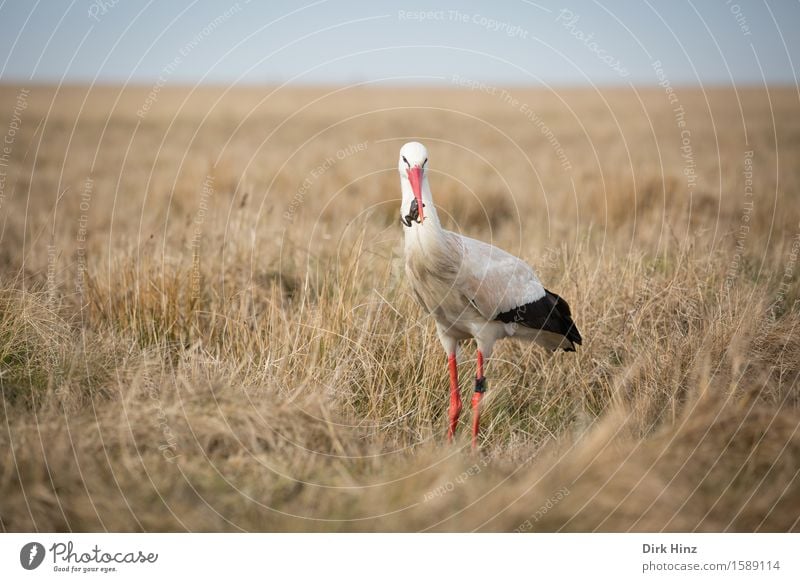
[494,288,582,349]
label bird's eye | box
[402,156,410,168]
[422,158,428,168]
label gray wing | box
[454,234,545,320]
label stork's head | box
[399,141,428,225]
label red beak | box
[406,166,424,222]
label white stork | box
[398,142,582,448]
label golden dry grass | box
[0,84,799,531]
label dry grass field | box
[1,83,799,531]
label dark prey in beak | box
[401,198,425,227]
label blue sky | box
[0,0,798,86]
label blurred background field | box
[0,83,799,531]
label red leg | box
[447,353,462,442]
[471,350,487,450]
